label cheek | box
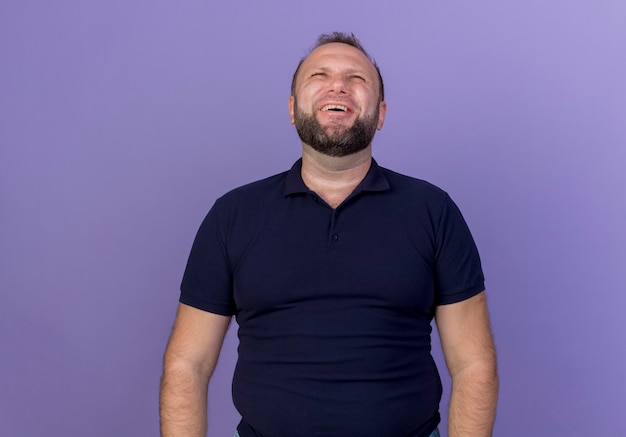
[300,83,327,102]
[299,97,321,114]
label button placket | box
[328,210,340,248]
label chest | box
[227,196,438,317]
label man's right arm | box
[160,303,231,437]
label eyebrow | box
[308,66,370,77]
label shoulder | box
[378,165,449,203]
[194,170,290,240]
[214,170,289,209]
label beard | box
[293,100,379,157]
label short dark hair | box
[290,32,385,101]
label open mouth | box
[321,104,349,112]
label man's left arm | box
[435,290,498,437]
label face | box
[289,43,386,157]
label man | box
[160,32,498,437]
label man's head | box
[288,32,387,157]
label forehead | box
[299,42,377,75]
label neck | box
[300,144,372,208]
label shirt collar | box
[283,157,390,197]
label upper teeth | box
[322,105,347,112]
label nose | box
[327,74,349,94]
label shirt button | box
[332,234,339,241]
[312,195,318,202]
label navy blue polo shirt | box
[181,158,484,437]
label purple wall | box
[1,1,625,435]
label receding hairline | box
[290,33,385,101]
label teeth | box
[321,104,348,112]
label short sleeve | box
[179,202,236,315]
[433,194,485,305]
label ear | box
[376,101,387,130]
[288,96,295,125]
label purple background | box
[1,1,625,435]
